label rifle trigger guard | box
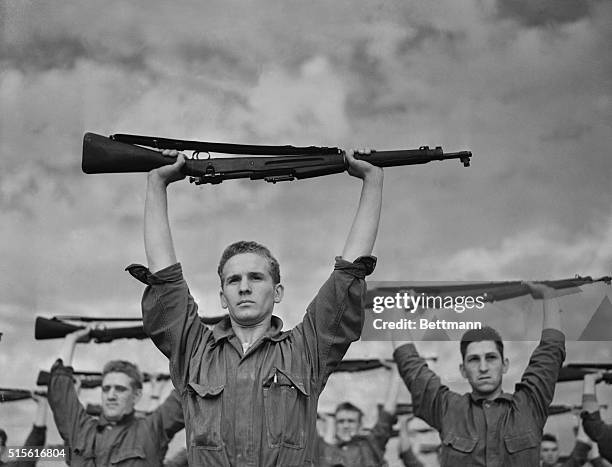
[192,151,211,160]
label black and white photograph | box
[1,1,611,466]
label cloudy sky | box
[1,0,611,460]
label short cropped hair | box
[335,402,364,422]
[102,360,143,390]
[0,428,7,445]
[217,241,281,285]
[460,326,504,360]
[542,433,558,444]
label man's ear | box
[219,289,228,309]
[133,387,143,404]
[502,357,509,374]
[274,284,284,303]
[459,363,467,379]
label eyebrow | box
[466,352,500,359]
[101,384,129,391]
[225,271,268,282]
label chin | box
[103,409,123,420]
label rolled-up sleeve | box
[515,329,566,427]
[127,263,210,391]
[295,256,376,389]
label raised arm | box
[147,388,185,454]
[11,395,49,467]
[581,373,612,462]
[392,337,450,432]
[516,283,566,427]
[524,282,562,331]
[341,150,383,260]
[293,153,382,386]
[144,151,186,272]
[368,365,402,453]
[48,329,93,447]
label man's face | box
[335,409,362,443]
[219,253,283,326]
[100,372,141,421]
[540,440,560,465]
[460,340,508,399]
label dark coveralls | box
[48,361,184,467]
[127,256,375,467]
[393,329,566,467]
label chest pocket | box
[441,432,478,466]
[188,381,225,450]
[263,367,310,449]
[504,430,538,452]
[110,447,146,465]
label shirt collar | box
[96,411,136,430]
[469,391,513,403]
[211,315,288,343]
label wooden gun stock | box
[35,315,226,343]
[34,317,147,343]
[0,388,46,403]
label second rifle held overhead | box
[82,132,472,185]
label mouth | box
[237,300,255,306]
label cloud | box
[442,210,612,279]
[496,0,597,27]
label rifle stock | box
[0,388,46,403]
[35,317,147,343]
[82,133,472,184]
[35,315,226,342]
[36,369,170,388]
[558,365,612,383]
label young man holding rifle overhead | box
[393,283,566,467]
[127,149,384,466]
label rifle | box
[34,317,148,343]
[0,388,46,403]
[34,315,226,342]
[557,365,612,383]
[567,363,612,371]
[331,357,437,373]
[82,133,472,185]
[549,404,608,416]
[367,275,611,306]
[36,369,171,388]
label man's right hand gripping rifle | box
[131,146,383,466]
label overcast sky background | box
[1,0,611,462]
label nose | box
[239,277,251,293]
[478,359,488,372]
[107,388,117,399]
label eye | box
[101,386,110,393]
